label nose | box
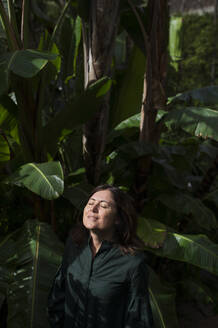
[92,202,99,212]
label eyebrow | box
[89,197,113,205]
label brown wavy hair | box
[71,184,145,254]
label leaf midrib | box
[29,163,53,190]
[149,287,166,328]
[31,224,41,328]
[173,233,218,260]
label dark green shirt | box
[47,237,153,328]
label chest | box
[66,247,130,302]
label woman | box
[47,184,153,328]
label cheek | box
[102,211,116,225]
[82,207,88,222]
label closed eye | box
[100,202,109,208]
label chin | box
[84,223,98,230]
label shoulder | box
[125,251,149,280]
[127,250,148,267]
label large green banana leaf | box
[59,15,76,80]
[158,193,217,231]
[43,77,112,157]
[149,269,179,328]
[169,86,218,108]
[0,95,18,132]
[0,95,19,161]
[30,0,61,25]
[137,217,167,248]
[178,280,215,305]
[1,50,57,77]
[109,110,166,142]
[72,16,82,77]
[59,14,82,80]
[120,3,147,54]
[109,46,145,128]
[8,161,64,200]
[0,50,57,96]
[1,220,64,328]
[108,141,155,163]
[63,181,92,210]
[148,232,218,276]
[0,230,17,311]
[164,86,218,140]
[0,135,10,161]
[113,112,141,131]
[164,106,218,142]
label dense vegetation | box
[168,13,218,95]
[0,1,218,327]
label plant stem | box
[0,0,19,50]
[48,0,71,51]
[21,0,29,49]
[7,0,22,48]
[34,1,71,162]
[127,0,148,51]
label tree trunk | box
[82,1,120,186]
[134,0,169,209]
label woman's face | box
[83,189,117,235]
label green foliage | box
[149,269,179,328]
[0,2,218,327]
[137,218,166,248]
[100,82,218,323]
[149,232,218,276]
[0,0,111,206]
[0,219,64,328]
[169,16,183,72]
[168,14,218,95]
[43,77,111,157]
[109,46,146,128]
[8,162,64,200]
[0,185,34,237]
[165,86,218,142]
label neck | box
[90,230,114,256]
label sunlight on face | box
[83,190,117,234]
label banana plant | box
[1,1,218,327]
[149,268,179,328]
[0,0,111,221]
[0,219,64,328]
[7,161,64,200]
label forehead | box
[89,190,115,203]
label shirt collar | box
[88,235,115,252]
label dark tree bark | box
[82,1,120,185]
[132,0,169,210]
[139,0,168,144]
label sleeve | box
[47,263,66,328]
[125,257,153,328]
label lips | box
[87,215,98,220]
